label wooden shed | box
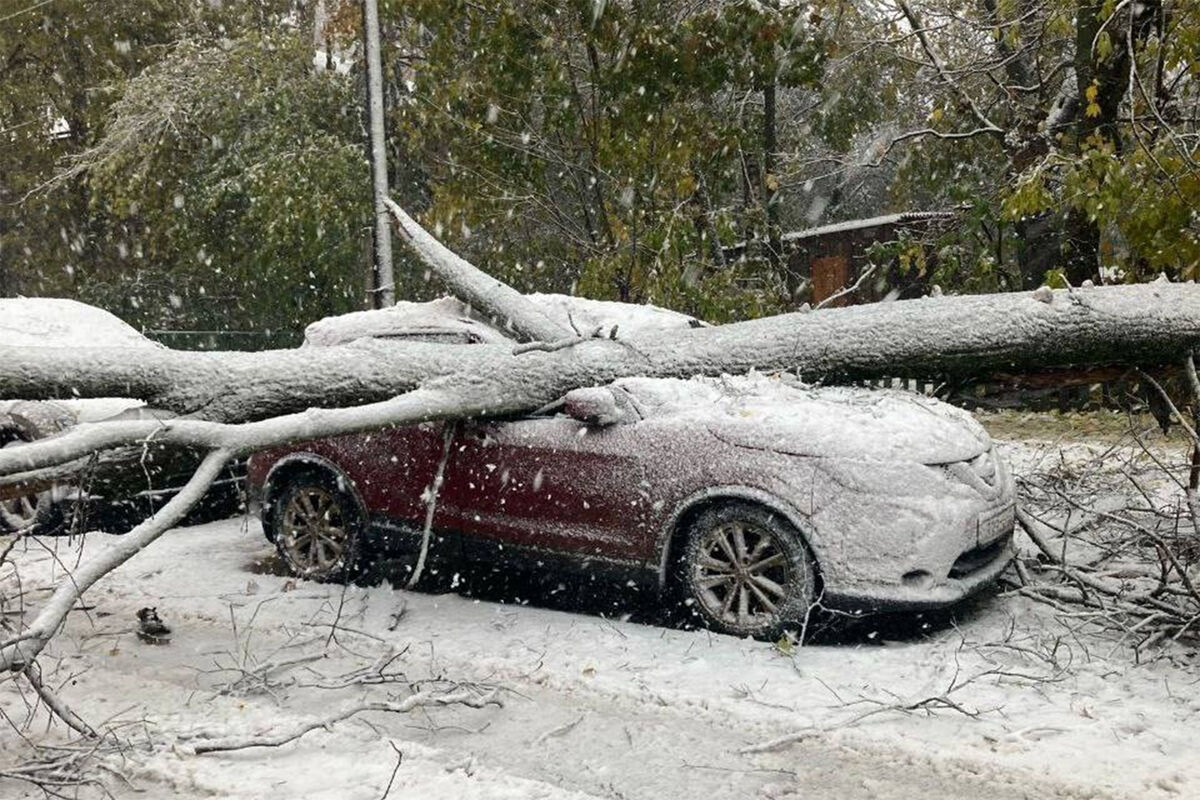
[782,211,957,307]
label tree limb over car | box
[1,282,1198,425]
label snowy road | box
[5,503,1196,800]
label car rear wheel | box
[677,503,816,640]
[268,471,367,583]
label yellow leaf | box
[1085,82,1099,103]
[1086,102,1102,118]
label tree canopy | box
[1,0,1196,339]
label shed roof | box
[781,210,957,243]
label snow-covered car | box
[247,295,1016,639]
[0,298,242,534]
[299,293,703,347]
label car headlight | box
[938,449,1009,501]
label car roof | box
[303,293,703,347]
[303,296,513,347]
[0,297,161,350]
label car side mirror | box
[562,387,630,427]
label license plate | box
[977,503,1015,547]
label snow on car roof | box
[303,293,702,346]
[526,293,702,338]
[0,297,160,350]
[303,296,513,346]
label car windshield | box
[377,331,479,344]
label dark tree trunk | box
[1015,214,1064,289]
[762,80,782,281]
[1065,0,1153,286]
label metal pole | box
[362,0,395,307]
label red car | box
[248,296,1015,639]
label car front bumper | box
[803,454,1018,613]
[821,527,1016,611]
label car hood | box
[615,375,990,464]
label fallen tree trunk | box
[1,282,1199,426]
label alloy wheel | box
[690,520,792,629]
[278,485,351,576]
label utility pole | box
[362,0,395,307]
[761,0,782,281]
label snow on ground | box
[3,439,1198,800]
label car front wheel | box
[268,471,367,583]
[0,402,72,535]
[0,485,41,533]
[677,503,817,640]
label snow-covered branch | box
[0,449,231,672]
[184,687,501,754]
[895,0,1004,134]
[383,197,570,343]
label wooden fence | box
[852,372,1143,413]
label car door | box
[329,421,449,529]
[435,415,654,562]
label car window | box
[377,331,480,344]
